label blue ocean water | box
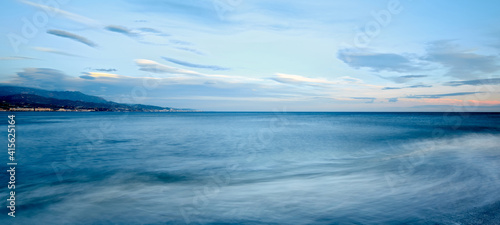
[1,112,500,224]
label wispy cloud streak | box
[33,47,78,57]
[20,0,100,27]
[406,92,482,99]
[162,57,229,71]
[47,29,97,47]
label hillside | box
[0,86,190,112]
[0,86,109,103]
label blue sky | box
[1,0,499,111]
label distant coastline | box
[0,86,198,112]
[0,107,196,112]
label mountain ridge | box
[0,86,109,103]
[0,86,193,112]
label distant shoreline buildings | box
[7,107,95,112]
[2,107,197,112]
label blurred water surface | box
[1,112,500,224]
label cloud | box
[382,84,432,90]
[33,47,78,57]
[10,66,488,111]
[78,75,95,80]
[351,97,376,103]
[340,40,500,81]
[341,41,500,80]
[3,68,164,102]
[407,98,500,109]
[169,40,191,45]
[444,78,500,86]
[162,57,229,71]
[105,25,138,37]
[135,59,201,75]
[94,68,117,72]
[104,25,172,46]
[340,76,363,83]
[137,27,169,36]
[382,87,402,90]
[270,74,376,95]
[2,67,280,109]
[124,0,225,26]
[405,92,482,99]
[19,0,100,27]
[402,75,428,79]
[271,73,338,86]
[388,98,398,103]
[378,75,428,83]
[174,47,205,55]
[0,56,34,60]
[337,48,421,72]
[134,59,264,85]
[47,29,97,47]
[423,40,500,79]
[408,84,432,88]
[104,25,195,49]
[10,68,74,90]
[17,68,65,79]
[79,72,126,80]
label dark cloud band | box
[47,29,97,47]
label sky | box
[1,0,500,111]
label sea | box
[1,112,499,224]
